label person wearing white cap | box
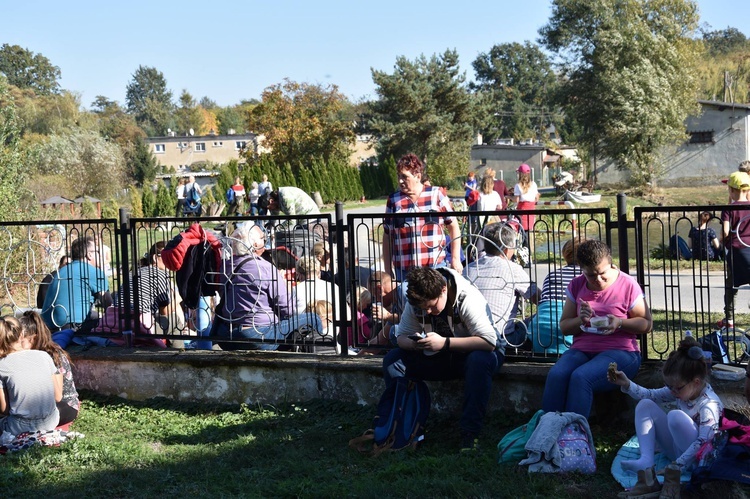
[513,163,539,255]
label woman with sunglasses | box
[608,336,721,498]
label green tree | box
[175,90,205,135]
[125,65,174,137]
[539,0,702,187]
[370,50,480,185]
[246,79,355,170]
[126,138,159,187]
[0,78,27,221]
[91,97,145,149]
[471,42,559,143]
[0,44,61,95]
[702,27,749,56]
[101,198,119,219]
[10,88,81,135]
[81,199,97,218]
[142,187,156,217]
[216,105,246,135]
[31,129,126,199]
[154,182,174,216]
[129,186,144,218]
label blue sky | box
[3,0,748,108]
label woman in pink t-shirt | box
[541,240,653,418]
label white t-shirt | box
[514,182,539,202]
[176,184,186,200]
[249,187,260,204]
[478,191,502,211]
[259,181,272,195]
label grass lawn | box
[2,392,748,498]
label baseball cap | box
[722,171,750,190]
[517,164,531,173]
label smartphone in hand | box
[408,332,426,341]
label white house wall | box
[595,103,750,187]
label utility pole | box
[724,70,735,103]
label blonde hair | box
[561,239,579,265]
[313,241,328,263]
[517,172,531,193]
[306,299,332,320]
[480,175,495,194]
[0,316,23,358]
[484,168,496,180]
[348,286,372,313]
[296,256,321,281]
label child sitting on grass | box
[20,310,80,427]
[608,336,722,498]
[0,316,62,437]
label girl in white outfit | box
[608,336,722,497]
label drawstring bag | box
[497,410,544,463]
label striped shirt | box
[540,265,580,302]
[118,265,172,314]
[0,350,59,433]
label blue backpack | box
[349,378,430,455]
[226,187,236,205]
[187,184,201,205]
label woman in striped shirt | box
[530,239,581,354]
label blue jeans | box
[382,347,504,435]
[193,296,213,350]
[215,313,322,351]
[542,348,641,418]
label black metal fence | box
[0,199,747,364]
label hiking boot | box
[459,432,479,452]
[617,467,661,499]
[659,464,681,499]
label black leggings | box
[57,402,79,426]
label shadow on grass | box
[4,394,750,498]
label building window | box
[195,142,206,152]
[480,158,487,166]
[177,142,188,150]
[212,141,223,148]
[689,131,714,144]
[154,144,165,153]
[235,141,247,150]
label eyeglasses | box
[666,382,688,393]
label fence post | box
[118,208,133,347]
[334,202,349,356]
[617,193,629,274]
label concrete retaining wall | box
[70,348,748,417]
